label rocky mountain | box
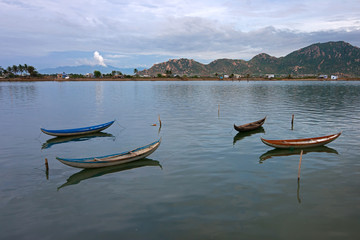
[278,41,360,75]
[140,41,360,77]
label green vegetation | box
[93,70,102,78]
[0,64,39,78]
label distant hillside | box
[278,41,360,75]
[140,41,360,77]
[39,65,144,75]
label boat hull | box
[56,139,161,168]
[41,120,115,137]
[234,117,266,132]
[261,132,341,149]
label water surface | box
[0,81,359,239]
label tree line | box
[0,64,39,77]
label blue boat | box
[41,120,115,137]
[56,139,161,168]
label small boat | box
[261,132,341,149]
[41,120,115,137]
[234,117,266,132]
[56,139,161,168]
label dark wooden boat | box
[261,132,341,149]
[234,117,266,132]
[41,120,114,137]
[56,139,161,168]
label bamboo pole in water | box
[158,114,162,128]
[291,114,294,130]
[297,150,303,181]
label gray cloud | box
[1,0,360,68]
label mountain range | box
[39,65,143,75]
[139,41,360,77]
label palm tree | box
[12,65,19,75]
[18,64,24,76]
[7,66,12,74]
[27,65,35,76]
[24,64,28,75]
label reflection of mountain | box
[42,132,114,149]
[233,127,265,145]
[259,146,339,163]
[57,158,162,190]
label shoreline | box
[1,77,360,82]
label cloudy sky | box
[1,0,360,70]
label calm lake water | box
[0,80,359,239]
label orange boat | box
[261,132,341,149]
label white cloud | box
[93,51,106,66]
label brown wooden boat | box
[261,132,341,149]
[234,117,266,132]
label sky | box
[1,0,360,70]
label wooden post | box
[158,114,162,128]
[291,114,294,130]
[297,150,303,181]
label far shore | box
[1,77,360,82]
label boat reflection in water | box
[57,158,162,190]
[259,146,339,163]
[233,127,265,145]
[42,132,115,149]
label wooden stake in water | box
[297,150,303,181]
[158,114,162,128]
[291,114,294,130]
